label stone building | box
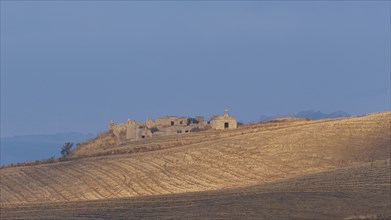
[109,115,207,141]
[146,116,206,136]
[146,116,189,128]
[125,120,152,140]
[209,110,237,130]
[109,119,152,141]
[108,111,236,141]
[108,120,127,138]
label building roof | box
[160,116,188,119]
[210,113,236,121]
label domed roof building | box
[209,110,237,130]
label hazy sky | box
[1,1,390,137]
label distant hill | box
[259,110,350,122]
[0,132,94,165]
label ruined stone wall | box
[108,121,128,143]
[146,118,154,128]
[147,117,189,128]
[195,116,205,124]
[125,120,139,140]
[109,115,211,141]
[153,124,203,136]
[109,123,127,135]
[109,120,146,141]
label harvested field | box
[1,159,390,219]
[70,117,318,158]
[0,111,390,219]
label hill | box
[1,111,389,206]
[1,159,390,219]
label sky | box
[1,1,390,137]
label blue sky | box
[1,1,390,137]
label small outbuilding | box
[209,110,237,130]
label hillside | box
[1,159,390,219]
[1,111,389,206]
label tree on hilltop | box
[61,142,74,158]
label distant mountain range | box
[259,110,350,122]
[1,132,94,166]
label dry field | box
[70,118,312,158]
[1,159,390,219]
[0,111,390,219]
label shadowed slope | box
[0,112,390,205]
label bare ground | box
[0,111,390,219]
[1,159,390,219]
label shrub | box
[187,118,199,125]
[61,142,74,158]
[150,127,159,133]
